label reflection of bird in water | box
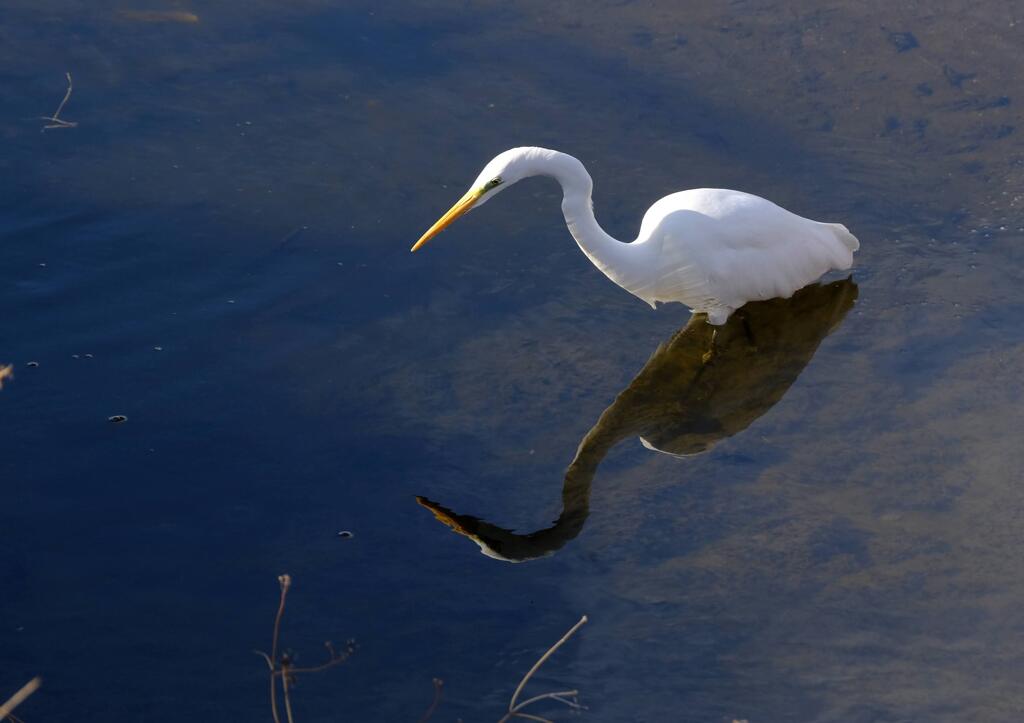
[412,147,858,325]
[417,279,858,562]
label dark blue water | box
[3,2,1023,721]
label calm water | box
[2,2,1023,721]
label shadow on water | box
[418,278,858,561]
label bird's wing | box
[636,189,857,313]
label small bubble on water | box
[108,415,128,424]
[336,530,354,539]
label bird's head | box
[411,148,536,252]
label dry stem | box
[497,615,588,723]
[255,574,354,723]
[0,678,41,721]
[417,678,444,723]
[40,73,77,131]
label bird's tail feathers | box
[828,223,860,252]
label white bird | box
[412,147,859,324]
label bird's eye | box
[488,177,502,188]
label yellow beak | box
[411,187,483,252]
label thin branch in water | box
[254,574,354,723]
[268,663,280,723]
[509,616,587,709]
[285,640,356,676]
[40,73,77,131]
[281,668,296,723]
[269,574,291,723]
[0,677,41,721]
[254,650,274,671]
[271,575,290,666]
[540,694,581,709]
[509,713,554,723]
[417,678,444,723]
[510,690,581,713]
[497,615,588,723]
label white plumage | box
[413,147,859,323]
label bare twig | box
[497,616,588,723]
[417,678,444,723]
[509,616,587,709]
[271,575,290,667]
[285,641,355,675]
[267,662,280,723]
[269,574,291,723]
[0,678,41,721]
[255,651,274,670]
[510,690,581,713]
[40,73,77,131]
[254,574,354,723]
[281,671,295,723]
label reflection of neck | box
[417,440,603,563]
[415,357,653,562]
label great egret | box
[417,279,858,562]
[413,147,859,323]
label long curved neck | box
[526,150,642,286]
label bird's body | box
[626,188,858,323]
[413,147,858,323]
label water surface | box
[2,2,1023,721]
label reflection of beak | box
[415,496,473,536]
[411,188,483,252]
